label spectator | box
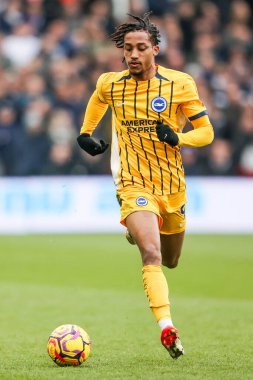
[14,99,51,175]
[238,145,253,176]
[0,104,20,175]
[42,141,78,175]
[1,22,41,68]
[24,0,47,35]
[0,0,25,34]
[206,138,235,176]
[181,148,207,176]
[233,105,253,174]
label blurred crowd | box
[0,0,253,176]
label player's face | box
[124,30,159,80]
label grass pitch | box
[0,234,252,380]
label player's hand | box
[77,133,109,156]
[156,120,179,147]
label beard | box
[128,62,143,76]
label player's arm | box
[156,117,213,148]
[156,76,214,148]
[176,113,214,148]
[176,75,214,148]
[77,75,109,156]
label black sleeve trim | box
[188,110,208,121]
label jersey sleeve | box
[96,73,108,103]
[177,125,214,147]
[177,75,214,147]
[180,75,209,125]
[80,74,108,135]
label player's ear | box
[153,45,160,56]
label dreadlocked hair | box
[110,11,161,48]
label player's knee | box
[140,242,161,266]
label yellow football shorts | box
[117,187,186,235]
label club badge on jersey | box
[151,97,167,113]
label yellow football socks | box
[142,265,171,323]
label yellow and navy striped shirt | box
[81,64,213,195]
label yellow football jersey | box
[80,64,212,195]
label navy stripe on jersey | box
[177,147,185,190]
[110,82,117,117]
[158,79,162,96]
[137,153,140,171]
[140,171,145,187]
[127,130,142,184]
[149,133,165,194]
[122,79,127,118]
[149,133,160,166]
[125,143,132,175]
[178,147,184,172]
[164,145,173,194]
[116,131,125,187]
[174,149,181,192]
[139,134,148,160]
[189,110,208,120]
[136,152,146,187]
[169,81,174,118]
[118,74,131,81]
[160,166,164,195]
[138,132,151,185]
[148,160,152,182]
[134,81,138,118]
[146,80,150,118]
[127,131,135,152]
[158,79,162,119]
[120,168,125,187]
[155,72,170,81]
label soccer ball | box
[47,324,91,366]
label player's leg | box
[159,203,186,269]
[126,211,171,324]
[119,189,184,358]
[126,210,183,358]
[125,210,161,265]
[156,203,186,357]
[160,231,185,268]
[158,230,185,358]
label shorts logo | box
[136,197,148,206]
[151,97,167,113]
